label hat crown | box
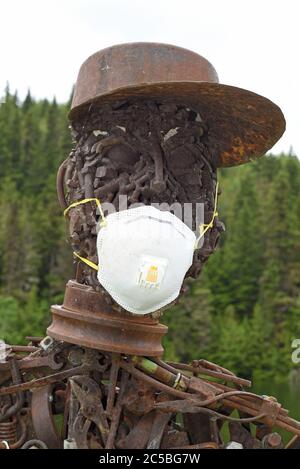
[69,42,285,168]
[71,42,218,115]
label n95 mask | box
[63,183,218,316]
[96,206,196,315]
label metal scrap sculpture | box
[1,43,299,450]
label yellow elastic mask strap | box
[63,197,106,271]
[194,182,219,250]
[73,252,99,271]
[63,197,106,224]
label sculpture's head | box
[58,42,285,317]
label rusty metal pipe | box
[201,379,289,417]
[285,434,300,449]
[132,356,186,390]
[166,360,251,388]
[154,400,267,424]
[105,370,129,449]
[121,360,266,409]
[9,345,39,353]
[106,354,120,419]
[120,360,197,400]
[0,365,85,396]
[56,159,68,210]
[123,360,300,436]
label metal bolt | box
[40,336,54,351]
[262,432,283,449]
[68,347,84,366]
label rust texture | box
[1,334,300,449]
[70,43,285,168]
[0,43,292,450]
[62,98,223,297]
[47,281,168,356]
[0,279,299,449]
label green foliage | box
[163,281,212,362]
[0,289,50,345]
[168,154,300,381]
[0,87,299,383]
[0,88,72,343]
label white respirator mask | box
[96,205,195,315]
[64,185,218,315]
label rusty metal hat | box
[70,42,285,167]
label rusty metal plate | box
[31,385,63,449]
[47,281,168,356]
[69,42,285,168]
[70,42,218,116]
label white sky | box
[0,0,299,155]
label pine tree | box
[205,167,262,317]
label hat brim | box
[69,81,285,168]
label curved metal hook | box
[56,159,69,210]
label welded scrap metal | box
[229,422,261,449]
[0,416,28,449]
[121,360,267,433]
[64,98,222,292]
[167,359,251,388]
[0,441,9,449]
[153,394,278,426]
[129,356,300,437]
[153,399,267,425]
[0,417,18,446]
[0,353,64,372]
[122,376,156,416]
[260,396,282,428]
[72,413,91,449]
[0,359,24,423]
[69,376,109,446]
[65,379,80,445]
[31,384,63,449]
[184,412,212,446]
[209,416,221,446]
[117,412,156,449]
[106,353,120,418]
[130,356,221,400]
[0,340,66,373]
[160,429,190,449]
[9,345,39,353]
[0,366,85,396]
[25,336,43,346]
[132,356,184,389]
[125,357,257,409]
[285,434,300,449]
[192,358,236,375]
[2,342,300,449]
[147,393,174,449]
[146,411,172,449]
[121,359,261,419]
[105,370,129,449]
[21,439,48,449]
[261,432,283,449]
[199,378,290,425]
[0,348,109,396]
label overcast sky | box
[0,0,298,155]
